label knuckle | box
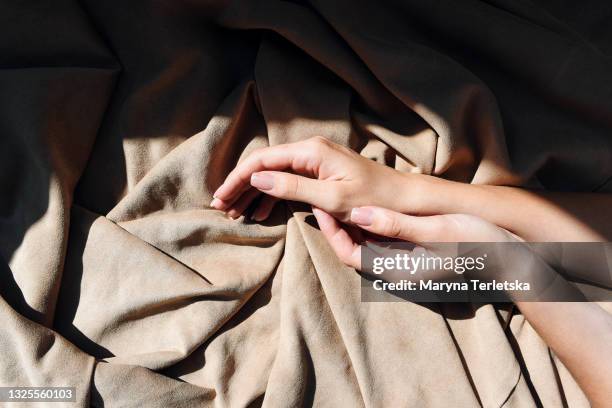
[310,135,329,145]
[249,146,267,160]
[274,175,290,196]
[275,175,300,199]
[337,252,350,266]
[335,248,357,269]
[305,136,331,154]
[383,214,404,238]
[326,194,342,213]
[291,176,301,198]
[326,187,347,213]
[251,146,265,155]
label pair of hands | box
[210,137,611,408]
[210,136,516,270]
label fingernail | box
[351,208,374,226]
[210,198,222,209]
[251,173,274,190]
[252,210,269,222]
[250,209,262,221]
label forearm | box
[415,176,611,242]
[515,301,612,407]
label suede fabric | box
[1,1,611,407]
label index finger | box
[212,142,316,202]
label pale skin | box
[212,136,612,407]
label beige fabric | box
[1,1,611,407]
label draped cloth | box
[1,1,611,406]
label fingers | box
[312,207,361,270]
[226,188,261,219]
[212,138,325,205]
[212,144,291,204]
[250,171,338,210]
[251,195,279,221]
[349,206,451,243]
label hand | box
[318,206,575,301]
[313,206,516,270]
[210,136,441,221]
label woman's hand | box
[313,206,515,270]
[336,212,611,408]
[318,205,584,304]
[212,136,611,242]
[211,136,444,221]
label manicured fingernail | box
[213,186,224,198]
[251,210,268,222]
[250,173,274,190]
[210,198,223,209]
[351,208,374,226]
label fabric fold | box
[2,1,611,406]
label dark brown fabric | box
[1,1,611,406]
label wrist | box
[401,174,472,215]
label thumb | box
[349,206,451,243]
[250,171,336,209]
